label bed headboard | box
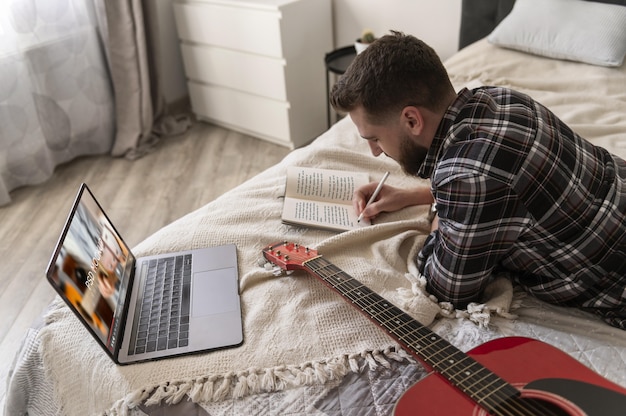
[459,0,626,49]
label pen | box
[357,171,390,223]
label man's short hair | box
[330,31,454,123]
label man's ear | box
[401,106,425,135]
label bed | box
[6,0,626,415]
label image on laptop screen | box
[47,188,134,353]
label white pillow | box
[487,0,626,67]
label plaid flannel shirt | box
[417,87,626,328]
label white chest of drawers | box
[173,0,333,148]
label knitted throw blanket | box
[39,113,515,416]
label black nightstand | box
[324,45,357,127]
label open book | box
[282,166,371,232]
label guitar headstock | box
[263,242,319,272]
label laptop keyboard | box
[128,254,192,356]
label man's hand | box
[353,183,433,222]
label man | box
[330,31,626,329]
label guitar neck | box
[302,255,520,411]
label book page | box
[285,166,369,204]
[282,199,370,231]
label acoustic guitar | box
[263,241,626,415]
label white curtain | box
[0,0,190,206]
[0,0,115,205]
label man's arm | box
[419,174,531,308]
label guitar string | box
[309,260,521,414]
[302,255,561,416]
[309,259,560,416]
[266,244,559,416]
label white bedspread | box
[7,39,626,416]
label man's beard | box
[397,134,428,176]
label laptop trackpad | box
[192,268,238,317]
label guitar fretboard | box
[304,255,521,413]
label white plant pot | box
[354,40,371,55]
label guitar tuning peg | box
[258,260,275,271]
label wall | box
[159,0,462,104]
[332,0,462,61]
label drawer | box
[174,2,283,58]
[188,82,290,142]
[180,44,287,101]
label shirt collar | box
[417,87,473,179]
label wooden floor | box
[0,122,290,412]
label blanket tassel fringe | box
[107,346,413,415]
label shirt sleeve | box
[418,173,532,308]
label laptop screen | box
[46,184,135,354]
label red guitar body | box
[395,336,626,415]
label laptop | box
[45,183,243,365]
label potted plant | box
[354,29,376,54]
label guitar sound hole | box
[479,388,586,416]
[495,398,573,416]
